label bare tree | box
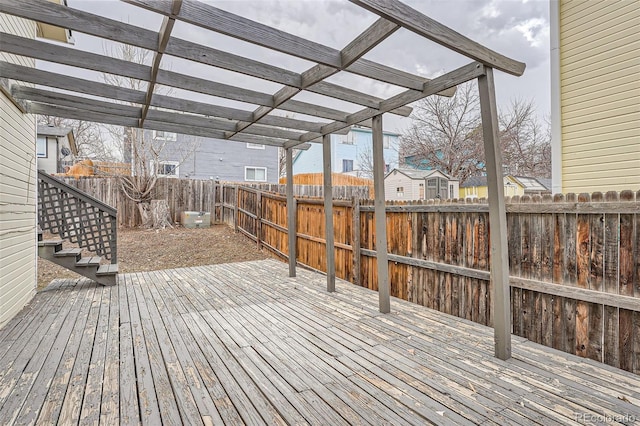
[399,82,484,184]
[499,100,551,178]
[400,83,551,183]
[356,148,374,179]
[102,44,198,228]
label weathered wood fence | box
[56,177,640,373]
[60,177,368,227]
[228,186,640,374]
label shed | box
[384,168,459,201]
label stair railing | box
[37,170,117,263]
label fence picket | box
[65,176,640,374]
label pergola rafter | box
[0,0,526,361]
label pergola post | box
[285,147,296,277]
[322,134,336,292]
[478,68,511,360]
[372,114,390,313]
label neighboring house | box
[550,0,640,194]
[0,6,72,329]
[460,175,526,199]
[385,168,459,201]
[36,125,76,174]
[292,126,399,177]
[150,131,279,183]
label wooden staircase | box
[37,171,119,286]
[38,232,118,286]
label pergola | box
[0,0,525,360]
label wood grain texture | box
[1,262,639,425]
[349,0,526,76]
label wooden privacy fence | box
[232,186,640,374]
[60,177,368,227]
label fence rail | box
[230,186,640,375]
[62,176,640,374]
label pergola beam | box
[2,62,349,135]
[285,62,485,148]
[1,32,412,117]
[25,101,310,149]
[140,0,182,126]
[11,85,315,146]
[230,17,400,139]
[349,0,526,76]
[124,0,448,91]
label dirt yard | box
[38,225,271,289]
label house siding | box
[293,128,399,176]
[0,14,37,329]
[384,172,415,201]
[153,134,279,183]
[559,0,640,193]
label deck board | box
[1,259,639,425]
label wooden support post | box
[372,114,390,313]
[256,190,262,249]
[234,185,239,232]
[323,133,336,292]
[286,148,297,277]
[478,68,511,360]
[352,196,361,286]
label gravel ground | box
[38,225,271,289]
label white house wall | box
[0,14,37,329]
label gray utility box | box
[181,211,211,228]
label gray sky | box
[58,0,551,135]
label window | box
[396,186,404,197]
[341,132,354,144]
[342,159,353,173]
[153,160,179,177]
[246,143,265,150]
[36,136,47,158]
[153,130,177,141]
[383,135,391,149]
[245,166,267,182]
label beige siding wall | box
[384,172,414,201]
[0,14,37,329]
[559,0,640,193]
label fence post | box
[234,185,239,232]
[352,196,361,286]
[256,190,262,249]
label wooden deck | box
[1,260,639,425]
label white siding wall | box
[0,14,37,329]
[384,172,414,201]
[559,0,640,192]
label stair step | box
[54,248,83,257]
[96,264,118,276]
[76,256,102,267]
[38,239,63,247]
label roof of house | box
[460,175,488,188]
[513,176,549,192]
[386,168,456,181]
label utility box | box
[181,211,211,228]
